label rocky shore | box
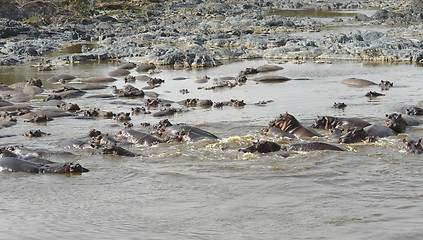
[1,0,423,67]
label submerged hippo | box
[364,124,397,138]
[406,106,423,116]
[117,129,163,146]
[365,91,384,97]
[338,127,369,144]
[379,80,393,90]
[102,146,139,157]
[0,157,88,173]
[154,119,218,142]
[108,68,130,77]
[240,140,281,153]
[312,116,371,130]
[285,142,345,151]
[269,113,321,138]
[386,113,407,134]
[402,139,422,154]
[341,78,377,86]
[47,74,76,83]
[253,75,291,82]
[261,127,296,139]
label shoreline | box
[1,0,423,67]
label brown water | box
[1,59,423,239]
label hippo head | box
[240,140,281,153]
[312,116,342,130]
[402,139,423,154]
[0,148,18,158]
[271,113,301,132]
[406,106,423,116]
[386,113,407,134]
[153,119,173,136]
[338,128,368,144]
[379,80,393,90]
[43,163,89,173]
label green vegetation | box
[60,0,92,16]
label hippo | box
[23,78,43,95]
[80,77,116,83]
[365,91,384,97]
[23,130,49,137]
[113,112,131,122]
[253,75,290,82]
[269,113,321,138]
[214,99,246,107]
[59,139,98,149]
[364,124,397,138]
[261,127,296,139]
[239,67,259,75]
[80,108,114,118]
[108,68,130,77]
[0,157,89,173]
[53,87,87,99]
[117,129,163,146]
[22,108,73,119]
[136,63,156,72]
[6,146,75,158]
[47,74,77,83]
[312,116,371,130]
[406,106,423,115]
[285,142,345,151]
[402,139,422,154]
[112,85,144,98]
[102,146,139,157]
[131,107,151,115]
[341,78,377,86]
[386,113,407,133]
[0,90,30,102]
[256,64,284,73]
[379,80,393,90]
[154,120,218,142]
[338,128,369,143]
[147,78,165,86]
[178,98,214,107]
[152,108,178,117]
[0,113,17,129]
[163,127,218,143]
[58,102,80,111]
[328,128,344,140]
[194,75,210,83]
[333,102,347,109]
[0,99,13,107]
[24,114,53,123]
[240,140,281,153]
[117,62,137,70]
[122,76,135,84]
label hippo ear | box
[385,114,388,117]
[403,139,407,143]
[419,139,422,145]
[399,114,402,117]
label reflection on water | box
[1,60,423,239]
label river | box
[1,59,423,239]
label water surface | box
[1,60,423,239]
